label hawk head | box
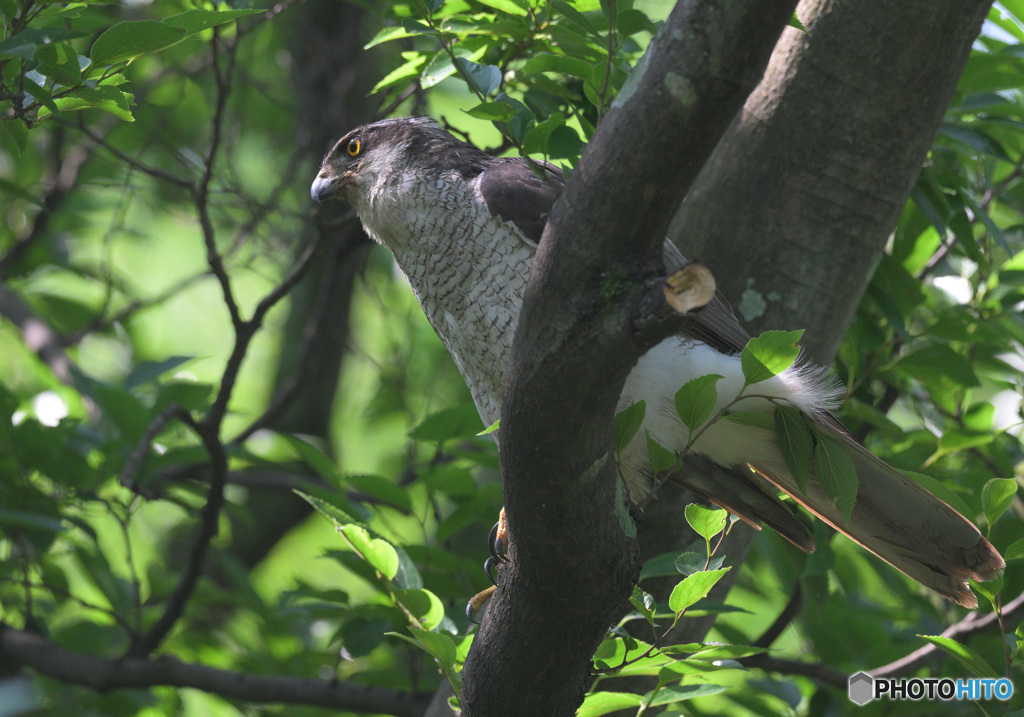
[310,116,491,210]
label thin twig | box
[752,584,803,648]
[76,122,194,190]
[871,589,1024,678]
[118,404,187,497]
[129,410,224,657]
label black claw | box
[466,601,477,623]
[484,555,501,585]
[487,521,505,561]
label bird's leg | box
[466,507,508,622]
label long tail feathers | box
[669,456,815,553]
[748,421,1004,608]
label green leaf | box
[454,57,501,96]
[774,405,814,494]
[90,21,186,66]
[546,124,582,160]
[644,683,728,705]
[668,568,730,613]
[613,400,645,454]
[284,435,337,481]
[616,9,656,37]
[1004,537,1024,561]
[645,430,676,474]
[294,487,369,525]
[0,28,88,61]
[740,330,804,385]
[576,692,643,717]
[939,123,1013,162]
[903,471,971,517]
[477,419,500,436]
[673,374,722,432]
[125,356,195,388]
[639,551,685,580]
[392,545,423,590]
[689,643,766,660]
[161,8,264,35]
[676,552,724,576]
[345,473,412,513]
[364,24,422,49]
[982,478,1017,529]
[722,411,775,430]
[938,430,995,453]
[521,112,566,155]
[409,404,484,443]
[41,86,134,122]
[371,54,426,94]
[897,344,980,388]
[684,504,727,543]
[397,588,444,630]
[519,53,595,81]
[464,101,517,121]
[0,509,66,534]
[154,380,211,413]
[407,626,457,669]
[918,635,999,678]
[628,586,656,627]
[23,76,59,113]
[340,524,399,580]
[34,42,83,86]
[813,433,858,525]
[473,0,528,15]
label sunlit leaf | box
[671,374,720,432]
[982,478,1017,529]
[90,21,186,66]
[918,635,999,678]
[740,330,803,385]
[668,568,730,613]
[684,504,727,543]
[340,524,400,580]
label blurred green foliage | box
[1,0,1023,715]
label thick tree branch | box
[0,624,429,717]
[462,1,798,714]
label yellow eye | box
[347,137,362,157]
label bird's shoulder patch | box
[478,158,564,244]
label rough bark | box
[460,2,799,714]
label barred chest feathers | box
[358,167,536,426]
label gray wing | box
[480,157,751,353]
[479,158,564,244]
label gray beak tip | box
[310,175,335,205]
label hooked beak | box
[310,171,339,205]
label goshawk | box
[311,116,1003,607]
